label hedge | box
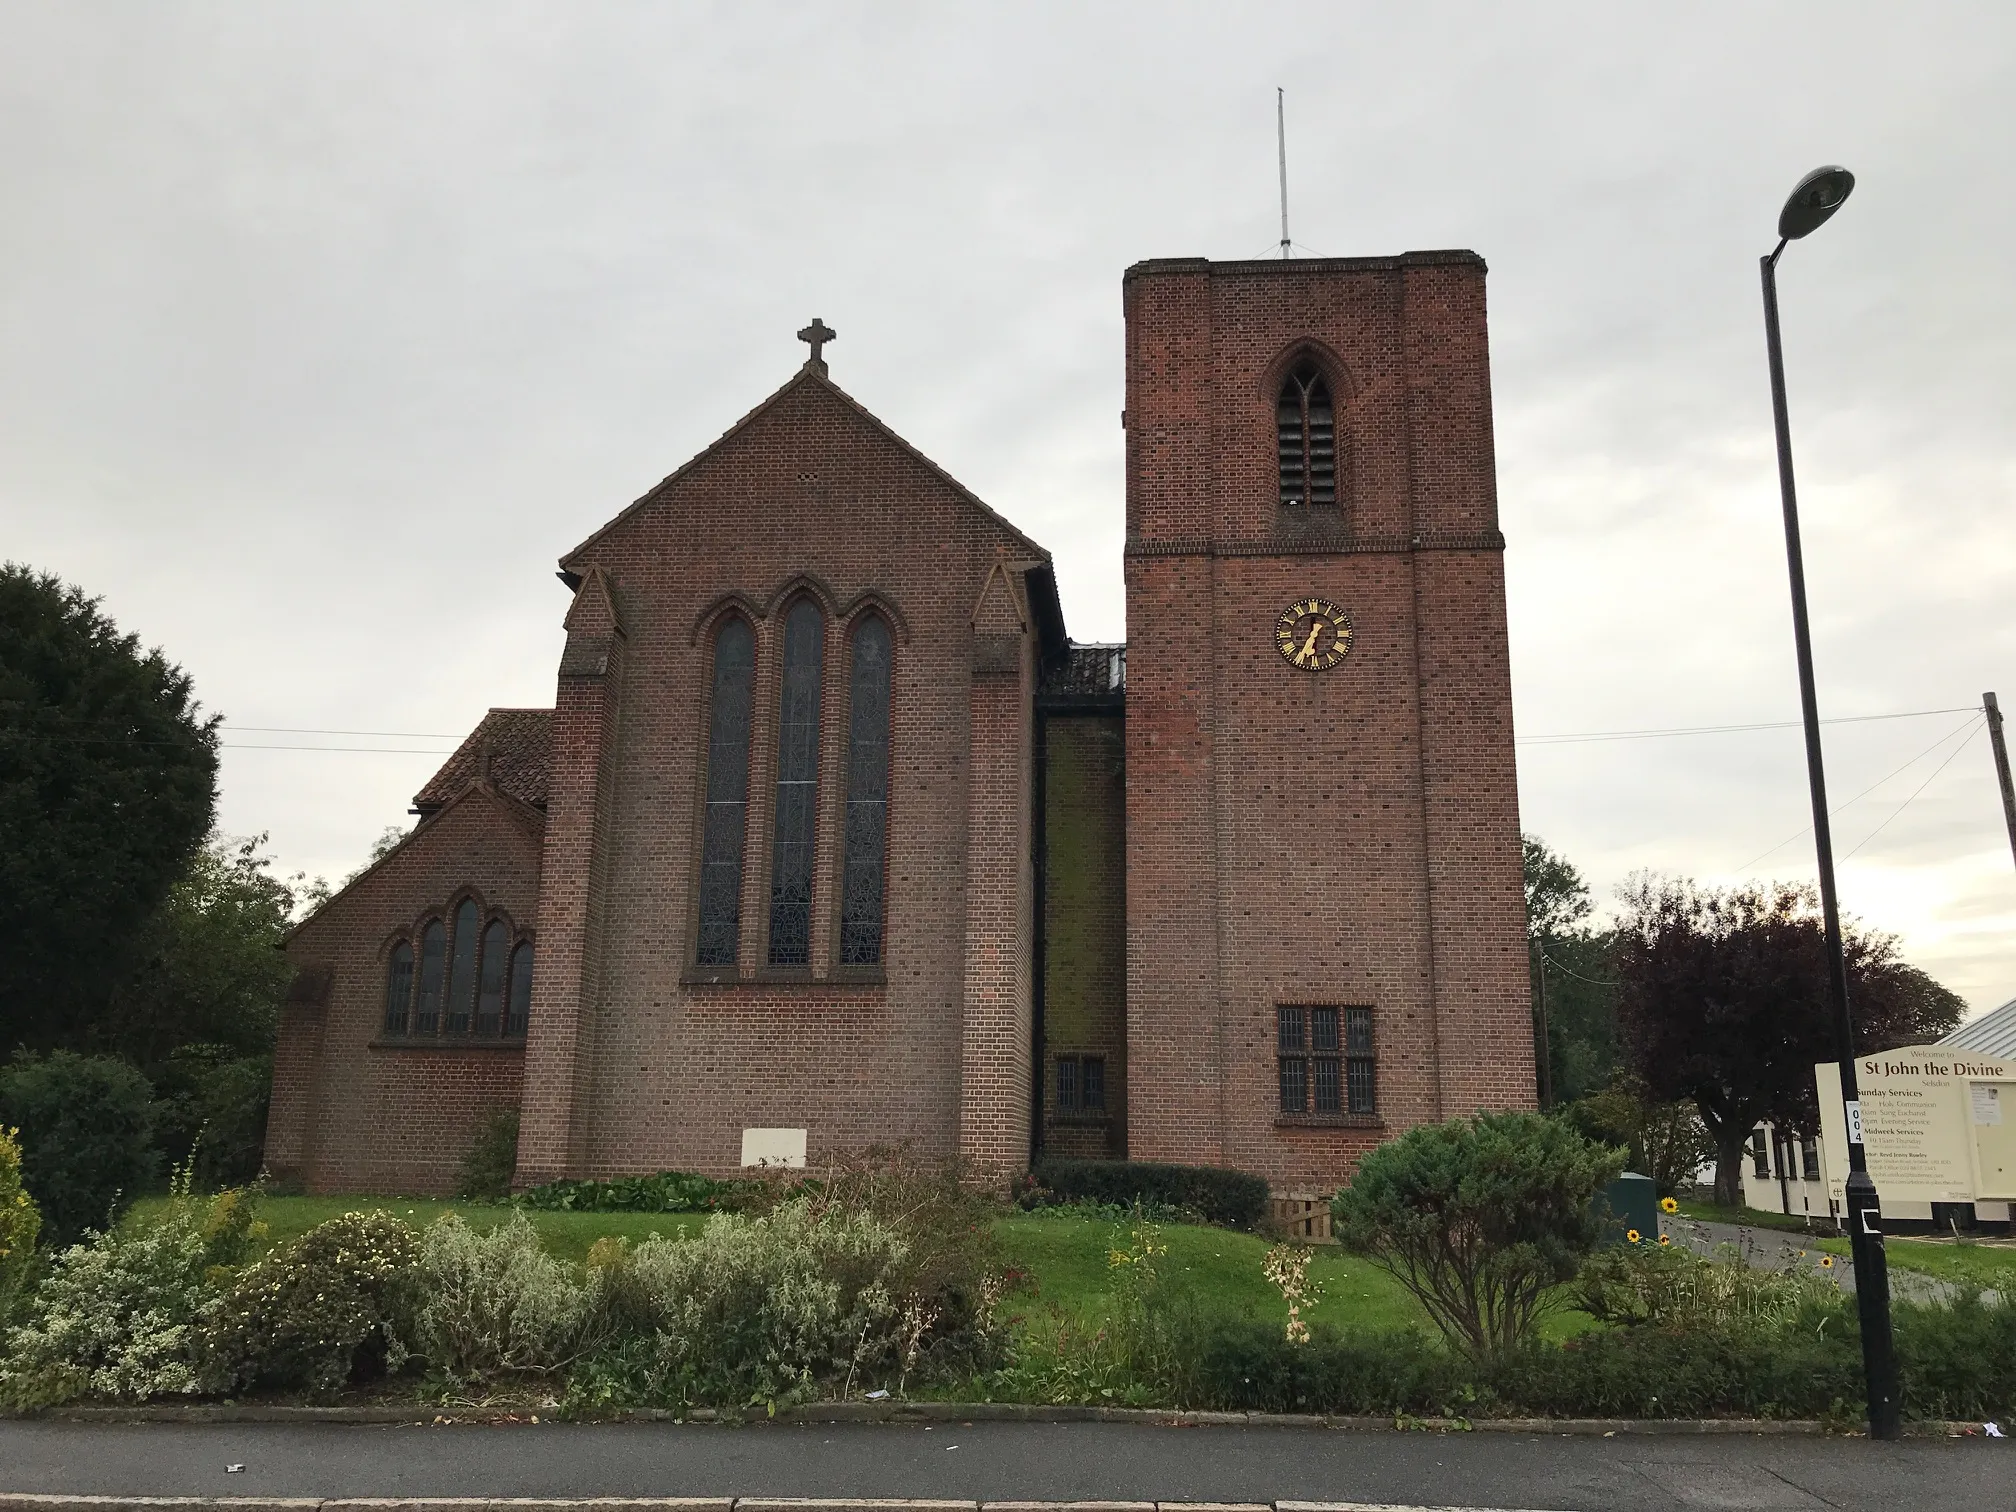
[1031,1157,1269,1229]
[512,1169,751,1213]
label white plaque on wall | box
[740,1127,808,1168]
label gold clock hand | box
[1300,623,1323,661]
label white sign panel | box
[1817,1047,2016,1205]
[740,1127,807,1168]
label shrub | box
[150,1045,271,1189]
[0,1177,254,1407]
[1193,1319,1461,1415]
[1574,1236,1839,1330]
[414,1212,589,1378]
[0,1126,42,1318]
[1028,1158,1268,1230]
[1332,1111,1626,1356]
[514,1168,748,1213]
[1894,1292,2016,1423]
[200,1211,419,1397]
[0,1051,158,1245]
[457,1107,520,1202]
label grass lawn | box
[1671,1198,1838,1236]
[1813,1234,2016,1293]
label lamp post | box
[1759,164,1900,1440]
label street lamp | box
[1759,164,1900,1441]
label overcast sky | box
[5,4,2013,1017]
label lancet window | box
[839,615,892,965]
[380,899,532,1042]
[768,599,825,966]
[696,617,756,966]
[1276,359,1338,509]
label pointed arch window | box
[1277,360,1337,509]
[414,919,446,1034]
[840,615,892,965]
[768,598,825,966]
[444,898,480,1033]
[383,941,414,1035]
[476,919,510,1035]
[506,942,534,1037]
[696,617,755,966]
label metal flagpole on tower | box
[1277,88,1290,260]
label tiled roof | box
[412,708,553,815]
[1039,642,1126,701]
[1941,996,2016,1059]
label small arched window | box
[697,616,756,966]
[476,919,510,1035]
[444,898,480,1033]
[769,598,825,966]
[414,919,446,1034]
[384,940,414,1035]
[506,942,533,1037]
[840,615,892,965]
[1277,360,1337,509]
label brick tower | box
[1120,252,1534,1191]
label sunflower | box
[1626,1229,1642,1243]
[1658,1234,1672,1246]
[1820,1254,1836,1269]
[1660,1196,1679,1214]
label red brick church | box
[268,251,1534,1196]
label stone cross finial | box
[797,318,836,374]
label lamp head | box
[1778,166,1856,240]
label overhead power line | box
[1517,706,1978,746]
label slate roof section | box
[1039,642,1126,706]
[412,707,554,816]
[1941,995,2016,1059]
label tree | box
[1331,1111,1626,1356]
[0,566,218,1050]
[1614,876,1966,1206]
[0,1051,158,1244]
[96,833,304,1067]
[1523,835,1620,1105]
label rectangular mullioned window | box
[1278,1005,1375,1116]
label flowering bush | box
[0,1127,41,1319]
[414,1212,590,1378]
[1262,1243,1315,1345]
[1573,1236,1841,1330]
[569,1198,975,1411]
[200,1211,419,1397]
[0,1176,253,1408]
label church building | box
[267,250,1534,1197]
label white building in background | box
[1741,997,2016,1228]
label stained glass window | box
[768,599,824,965]
[415,920,445,1035]
[1277,361,1337,509]
[840,616,891,965]
[384,941,414,1035]
[696,618,755,966]
[506,942,533,1037]
[445,899,479,1034]
[476,919,509,1035]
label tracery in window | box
[1276,359,1337,509]
[445,898,479,1034]
[768,598,825,966]
[414,919,446,1035]
[476,919,509,1035]
[506,942,533,1037]
[696,617,755,966]
[839,615,891,966]
[383,941,414,1035]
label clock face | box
[1275,598,1354,671]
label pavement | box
[1663,1218,2000,1304]
[2,1420,2011,1512]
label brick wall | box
[1121,253,1534,1191]
[272,786,543,1195]
[526,370,1042,1180]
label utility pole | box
[1985,692,2016,875]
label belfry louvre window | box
[768,599,825,966]
[1278,1005,1375,1115]
[840,615,892,965]
[1277,360,1337,509]
[696,617,755,966]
